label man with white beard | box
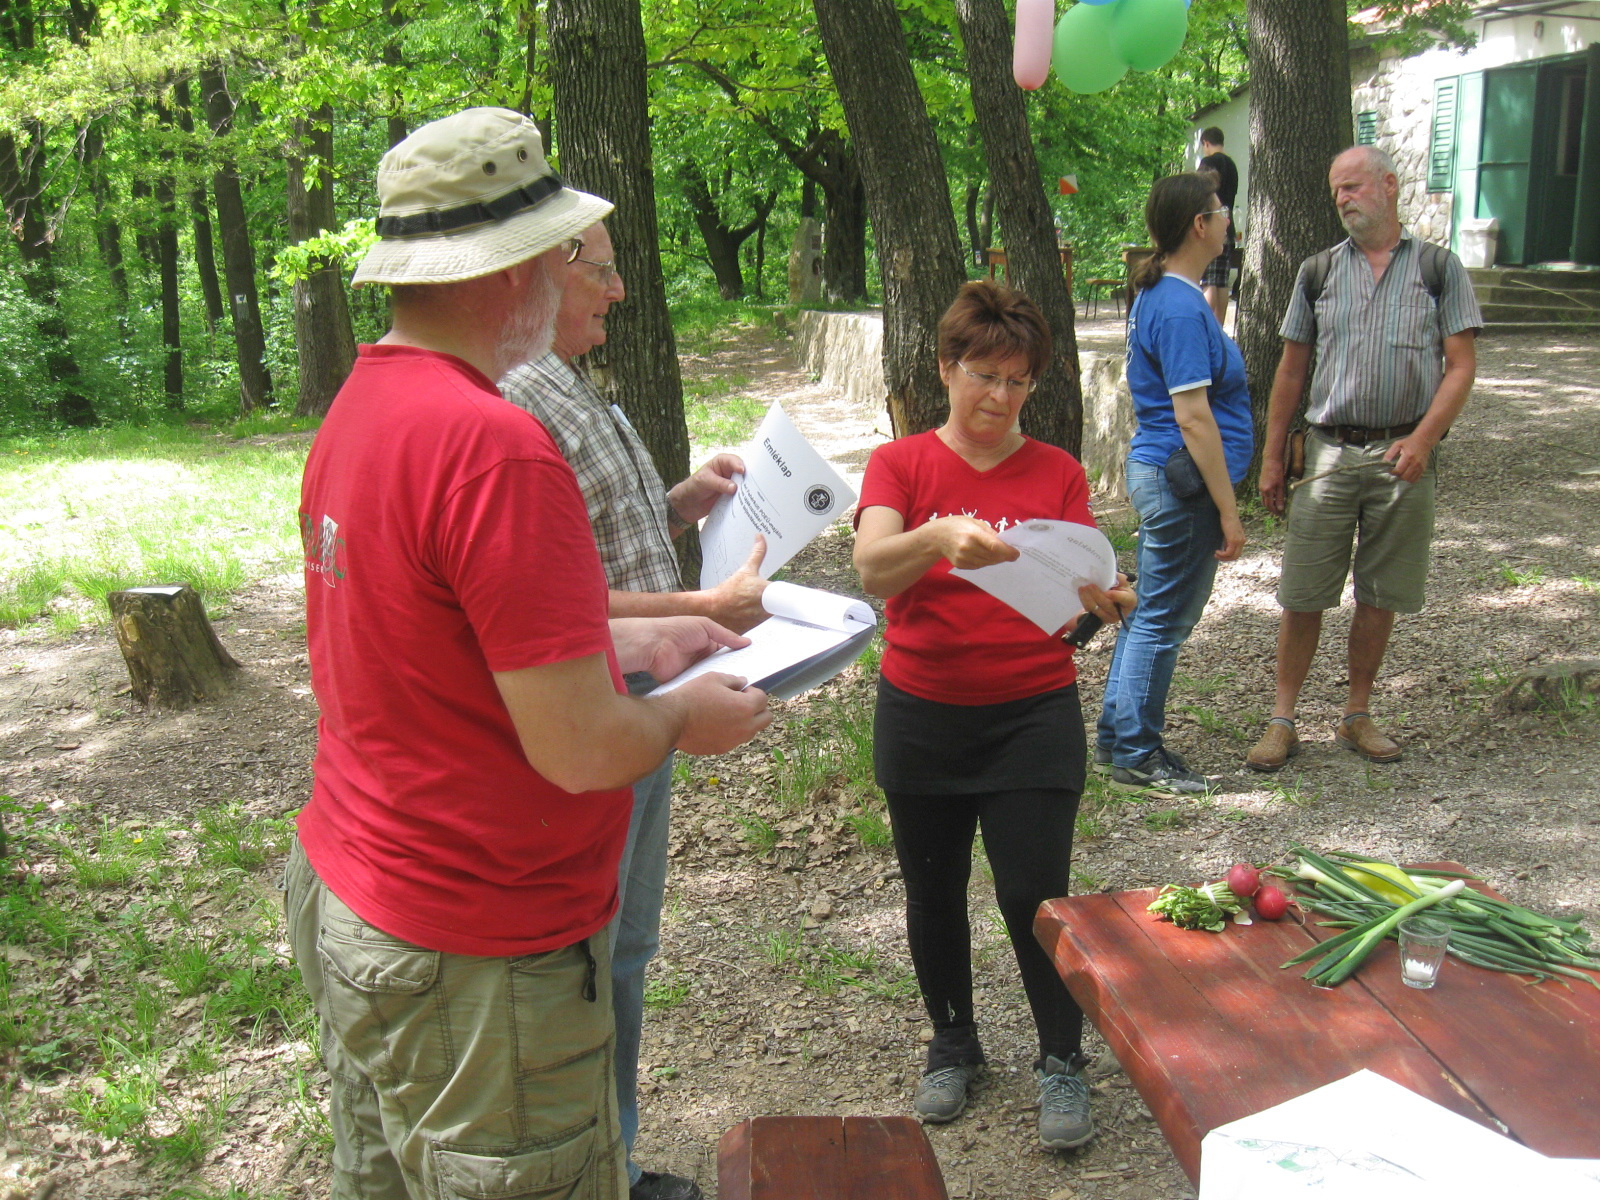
[288,108,771,1200]
[1248,145,1480,774]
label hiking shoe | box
[630,1172,703,1200]
[1036,1055,1094,1149]
[1093,745,1113,774]
[1335,713,1402,762]
[1109,747,1214,795]
[1246,718,1300,772]
[913,1063,979,1123]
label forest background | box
[1,0,1473,438]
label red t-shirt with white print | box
[857,430,1095,705]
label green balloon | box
[1109,0,1189,72]
[1052,4,1129,95]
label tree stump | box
[108,585,241,708]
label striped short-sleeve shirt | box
[1279,231,1482,428]
[500,353,683,596]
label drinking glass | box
[1399,917,1451,989]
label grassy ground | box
[0,422,313,633]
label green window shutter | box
[1357,111,1378,145]
[1428,78,1458,192]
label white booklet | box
[649,581,877,702]
[698,403,857,589]
[949,519,1117,635]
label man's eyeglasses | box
[957,361,1036,395]
[564,238,617,284]
[1201,206,1230,220]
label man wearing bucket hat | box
[501,219,767,1200]
[287,108,772,1200]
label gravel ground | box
[1,326,1594,1200]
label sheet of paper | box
[647,613,874,698]
[1198,1069,1600,1200]
[649,581,876,701]
[949,519,1117,635]
[698,404,857,589]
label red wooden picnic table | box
[1034,863,1600,1185]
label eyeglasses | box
[957,361,1036,395]
[565,238,618,284]
[1201,206,1230,219]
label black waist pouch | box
[1164,446,1206,499]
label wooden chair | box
[718,1115,948,1200]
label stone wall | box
[794,309,885,417]
[1351,50,1454,244]
[792,310,1135,497]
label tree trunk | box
[813,0,965,437]
[154,99,184,404]
[383,0,408,147]
[108,585,240,709]
[200,66,274,414]
[680,159,748,299]
[549,0,696,582]
[0,123,95,425]
[1238,0,1351,476]
[176,80,225,333]
[286,106,357,417]
[816,141,867,305]
[82,121,128,307]
[954,0,1083,455]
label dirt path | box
[1,322,1596,1200]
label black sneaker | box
[1109,747,1214,795]
[1092,745,1113,774]
[630,1171,703,1200]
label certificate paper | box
[698,404,857,589]
[949,519,1117,635]
[649,581,877,702]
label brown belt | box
[1314,420,1420,446]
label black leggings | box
[885,786,1084,1070]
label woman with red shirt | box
[854,281,1134,1149]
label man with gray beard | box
[1247,145,1480,773]
[289,108,771,1200]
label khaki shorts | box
[283,841,626,1200]
[1277,427,1436,615]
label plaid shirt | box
[1279,230,1482,428]
[500,353,682,595]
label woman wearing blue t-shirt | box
[1098,172,1255,794]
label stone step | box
[1482,320,1600,336]
[1479,301,1600,324]
[1467,267,1600,291]
[1473,284,1598,310]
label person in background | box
[1247,145,1480,772]
[1097,172,1253,795]
[853,281,1134,1151]
[500,218,767,1200]
[288,107,771,1200]
[1196,126,1239,327]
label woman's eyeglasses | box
[957,361,1037,395]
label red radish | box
[1226,863,1261,898]
[1254,885,1289,921]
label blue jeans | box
[1097,457,1223,767]
[609,753,674,1187]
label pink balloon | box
[1014,0,1054,90]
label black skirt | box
[873,676,1087,796]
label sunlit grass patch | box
[0,426,308,630]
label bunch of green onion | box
[1283,845,1600,988]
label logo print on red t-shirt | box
[300,511,347,587]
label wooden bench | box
[718,1115,948,1200]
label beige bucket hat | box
[353,107,613,287]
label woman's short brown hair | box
[937,280,1053,380]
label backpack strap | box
[1417,239,1448,300]
[1301,249,1334,307]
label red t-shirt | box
[297,344,629,957]
[857,430,1096,705]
